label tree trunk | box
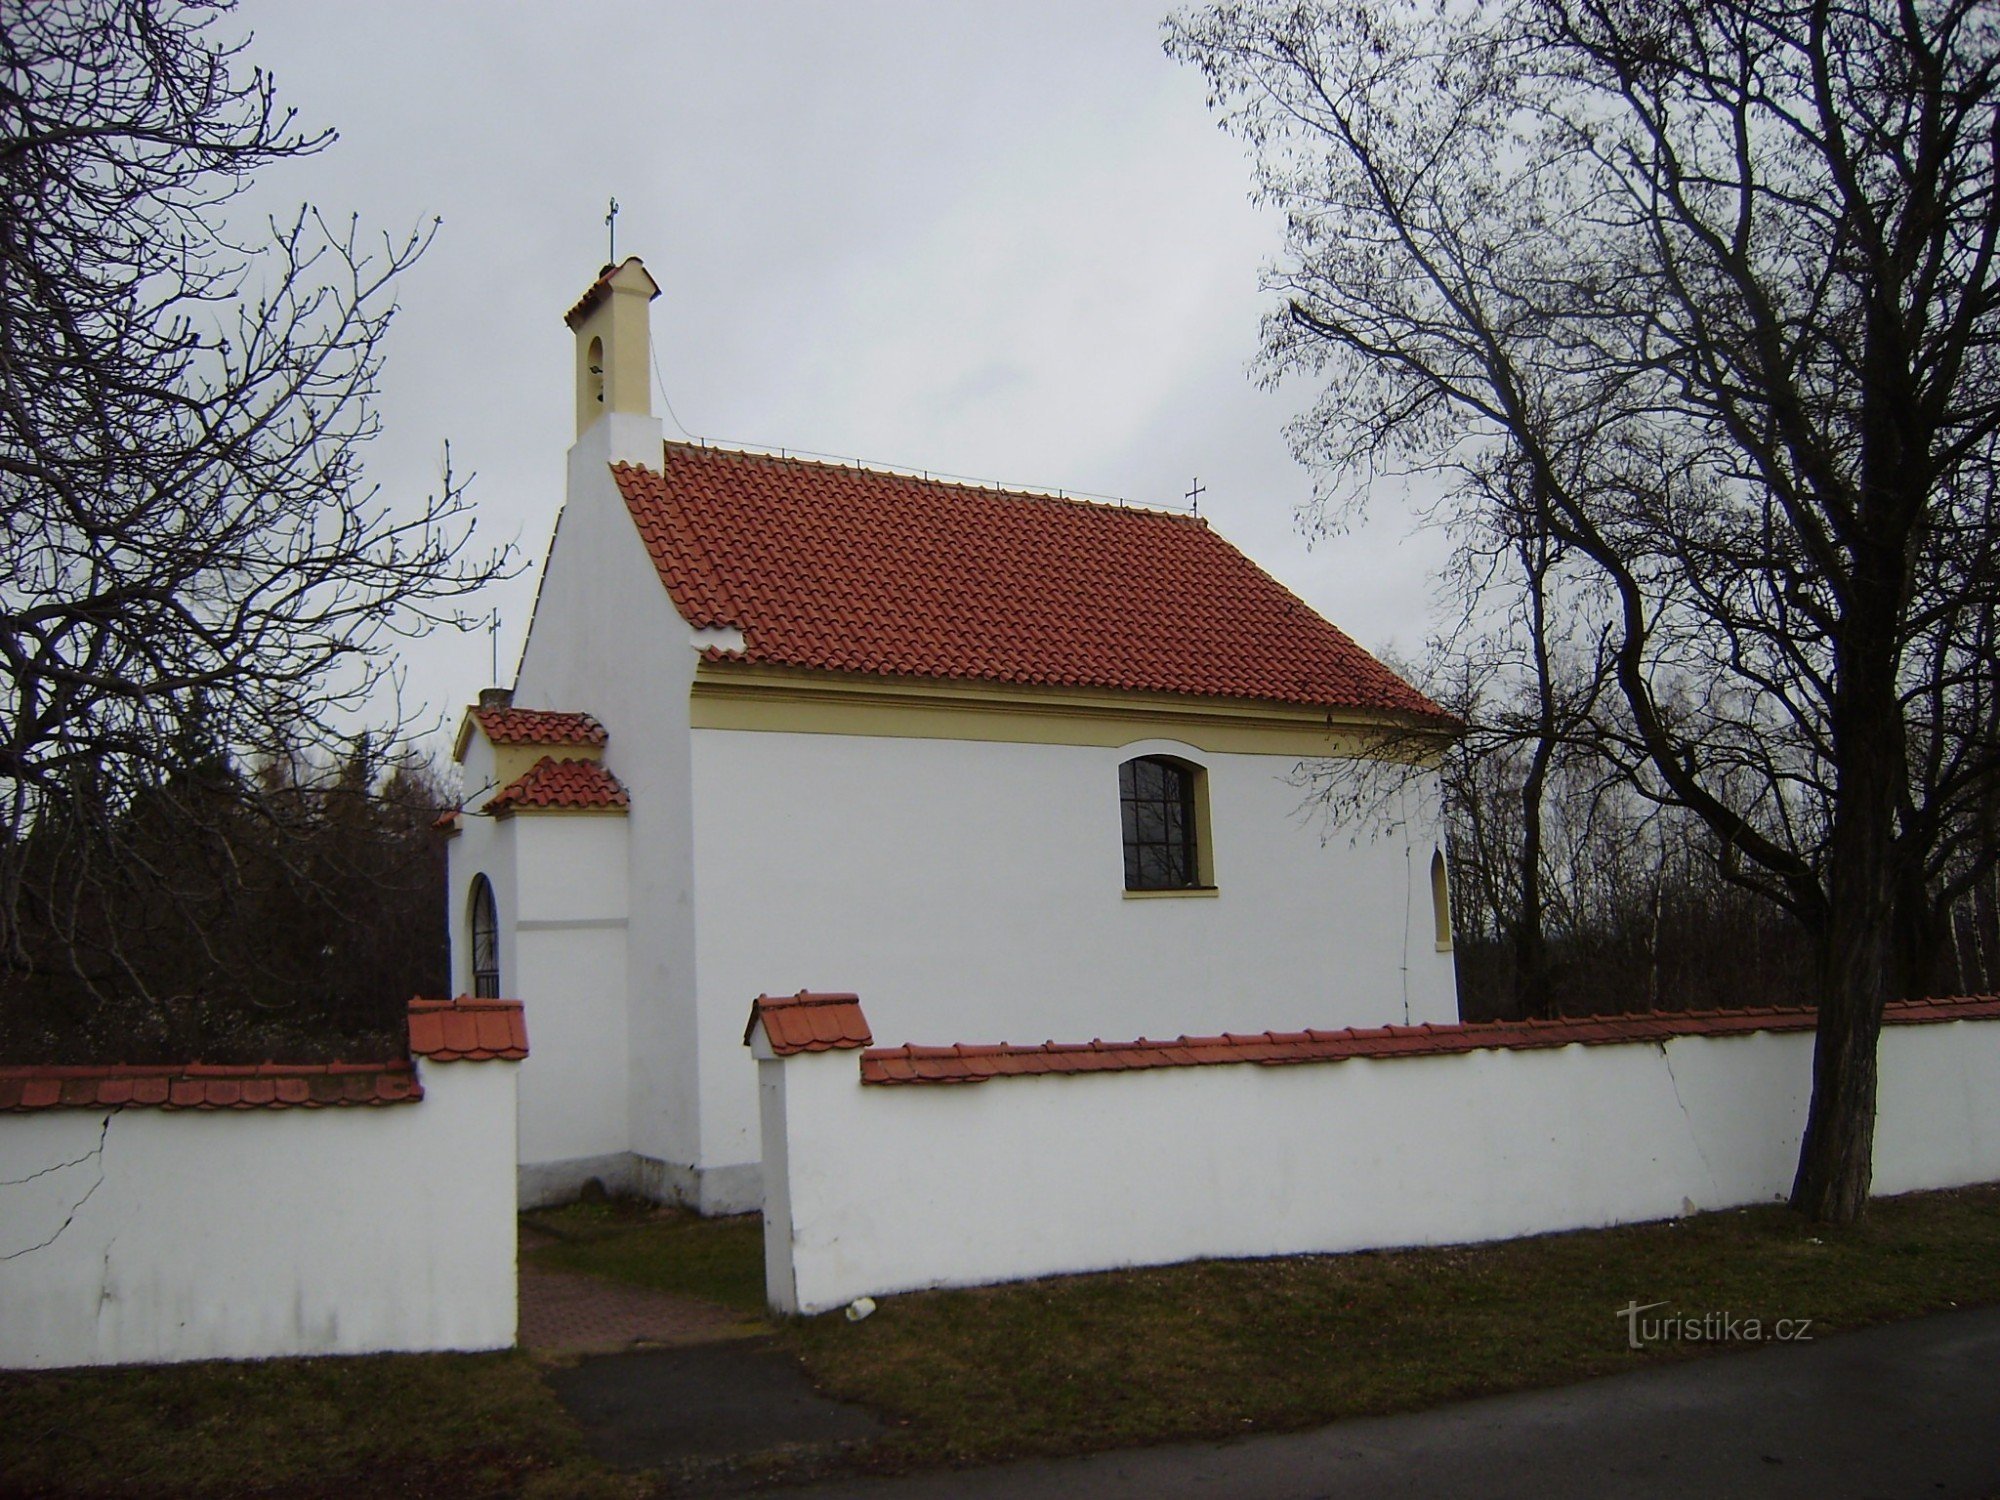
[1793,722,1896,1222]
[1791,369,1908,1224]
[1790,930,1889,1223]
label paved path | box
[516,1227,764,1355]
[547,1341,883,1469]
[515,1231,877,1474]
[787,1304,2000,1499]
[517,1265,763,1354]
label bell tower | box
[564,256,662,439]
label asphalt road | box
[791,1303,2000,1499]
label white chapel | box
[443,258,1460,1212]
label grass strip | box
[522,1201,767,1315]
[0,1349,633,1498]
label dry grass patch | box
[0,1350,634,1499]
[522,1198,766,1316]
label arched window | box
[1120,755,1207,890]
[586,336,605,408]
[469,875,501,998]
[1431,848,1453,952]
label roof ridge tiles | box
[655,440,1209,525]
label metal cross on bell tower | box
[605,197,621,263]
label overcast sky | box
[235,1,1453,756]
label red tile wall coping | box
[483,755,629,813]
[0,1060,422,1112]
[407,996,530,1061]
[0,998,529,1111]
[745,991,874,1055]
[856,994,2000,1086]
[469,706,608,747]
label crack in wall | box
[0,1110,116,1261]
[0,1119,115,1187]
[1658,1042,1722,1204]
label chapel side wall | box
[512,418,702,1191]
[691,728,1457,1191]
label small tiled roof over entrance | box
[614,445,1450,720]
[485,756,629,813]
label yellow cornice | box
[688,662,1453,759]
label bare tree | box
[0,1,505,1039]
[1169,0,2000,1221]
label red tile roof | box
[745,991,874,1055]
[485,755,629,813]
[0,998,529,1111]
[855,994,2000,1085]
[615,446,1452,719]
[407,996,530,1061]
[470,707,608,747]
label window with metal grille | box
[1120,755,1200,890]
[470,874,500,998]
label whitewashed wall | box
[0,1058,519,1369]
[700,728,1454,1200]
[510,415,713,1208]
[755,1017,2000,1314]
[508,814,630,1204]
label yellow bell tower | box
[564,257,662,439]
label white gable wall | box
[688,725,1455,1203]
[504,418,709,1204]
